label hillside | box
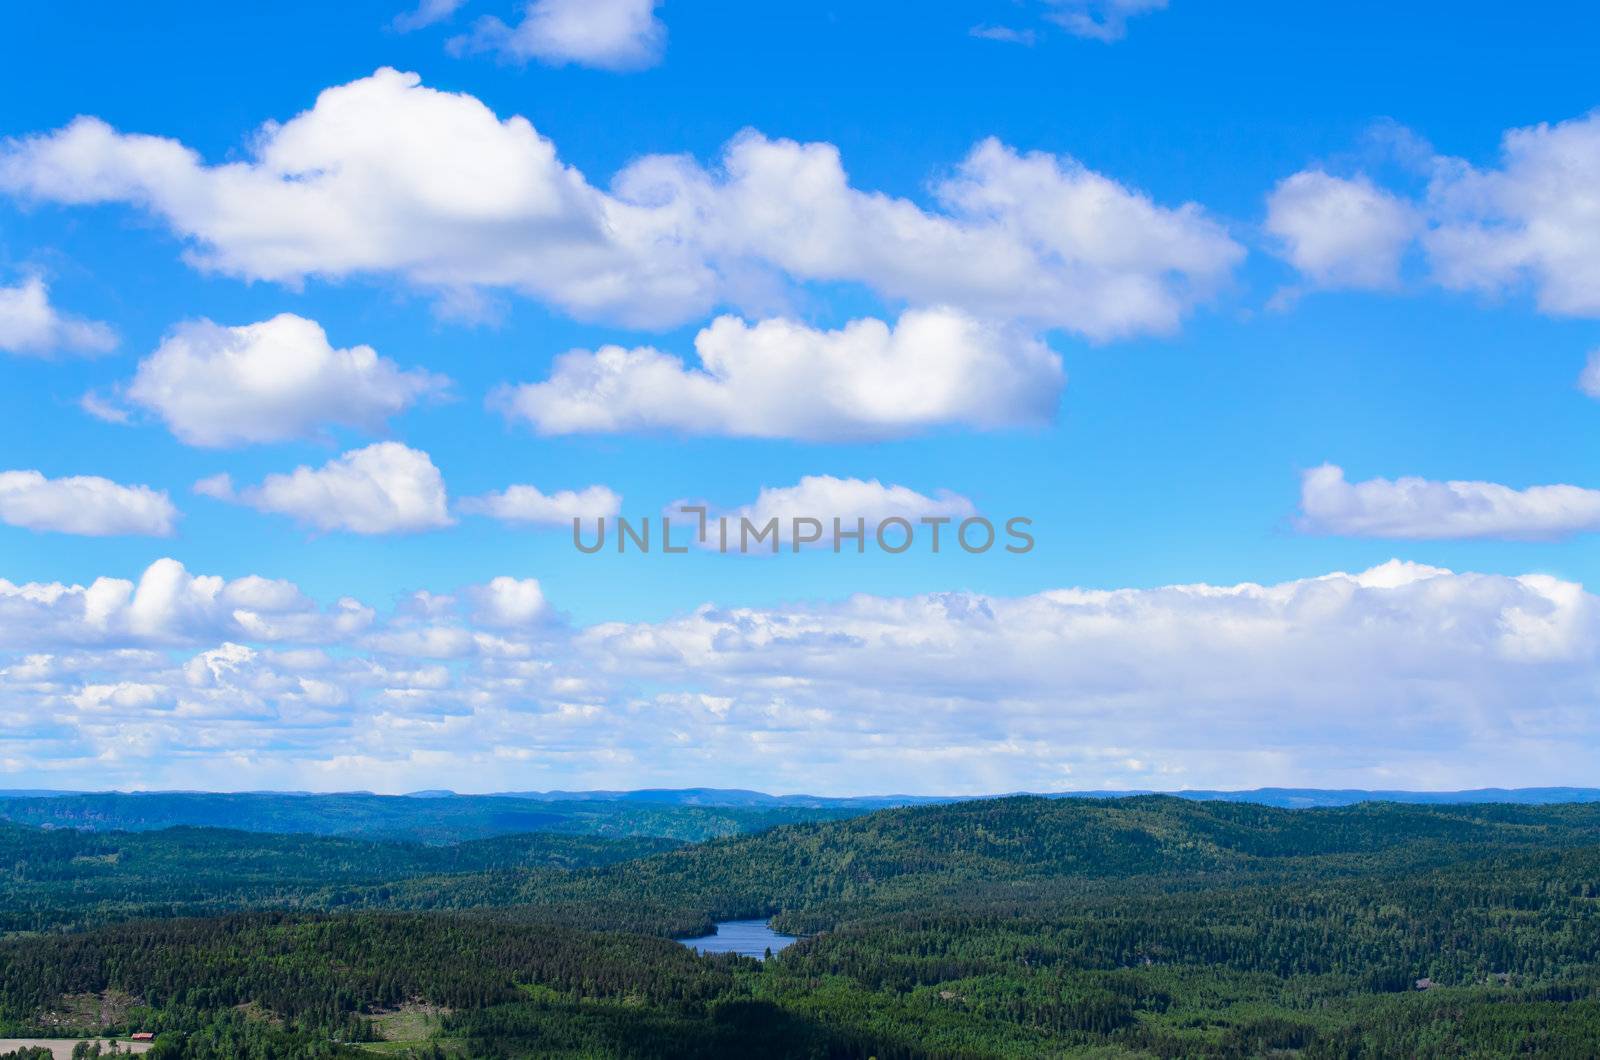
[0,821,678,936]
[16,795,1600,941]
[2,796,1599,1057]
[366,795,1600,931]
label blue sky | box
[1,0,1597,794]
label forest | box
[3,795,1600,1057]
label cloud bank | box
[2,559,1595,794]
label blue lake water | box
[678,918,798,959]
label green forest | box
[4,795,1600,1057]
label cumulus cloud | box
[114,313,447,447]
[0,276,116,357]
[621,132,1243,338]
[670,476,976,550]
[1043,0,1167,41]
[458,0,665,70]
[459,483,621,526]
[1272,110,1600,317]
[1581,349,1600,398]
[0,470,177,536]
[1425,110,1600,315]
[465,576,550,627]
[0,70,700,327]
[1297,463,1600,540]
[206,442,453,534]
[0,69,1242,336]
[0,558,372,650]
[2,560,1597,793]
[1265,171,1419,290]
[191,473,234,501]
[495,308,1064,439]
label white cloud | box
[568,561,1599,790]
[495,308,1064,439]
[1043,0,1167,41]
[117,313,447,447]
[1581,349,1600,398]
[4,560,1597,793]
[459,483,621,525]
[465,576,549,627]
[0,558,372,650]
[0,70,701,327]
[1272,110,1600,317]
[1297,463,1600,540]
[80,391,131,425]
[622,132,1243,338]
[1426,110,1600,315]
[0,470,177,536]
[0,276,116,357]
[192,473,234,500]
[1265,170,1419,289]
[671,476,976,550]
[392,0,467,32]
[459,0,665,71]
[209,442,453,534]
[0,69,1242,337]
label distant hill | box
[488,787,952,809]
[1062,786,1600,807]
[0,791,856,843]
[3,787,1597,847]
[472,785,1600,809]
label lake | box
[678,918,798,959]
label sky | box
[0,0,1597,795]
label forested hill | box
[365,795,1600,933]
[3,787,1595,861]
[0,821,680,936]
[13,796,1600,939]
